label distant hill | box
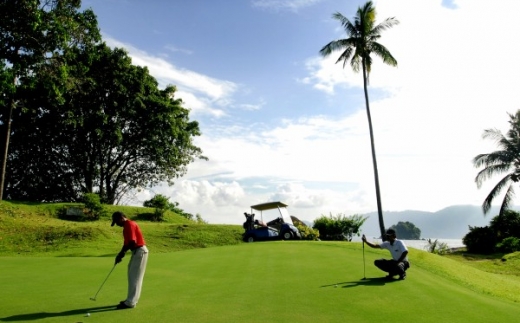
[360,205,520,239]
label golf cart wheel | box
[246,235,255,243]
[282,231,293,240]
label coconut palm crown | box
[319,1,399,240]
[474,111,520,216]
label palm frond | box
[475,111,520,216]
[473,150,514,169]
[475,163,512,188]
[319,40,342,57]
[482,174,513,214]
[334,45,353,65]
[499,184,515,216]
[482,128,505,142]
[319,1,397,81]
[371,17,400,34]
[370,42,398,67]
[332,12,356,35]
[350,55,361,73]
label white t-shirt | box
[380,239,408,262]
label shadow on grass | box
[321,277,399,288]
[56,253,115,257]
[0,305,117,322]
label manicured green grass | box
[2,242,520,323]
[2,201,520,322]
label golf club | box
[362,236,367,280]
[90,264,116,301]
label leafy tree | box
[389,221,421,239]
[496,237,520,253]
[474,111,520,216]
[489,209,520,241]
[143,194,169,222]
[319,1,399,240]
[463,226,497,254]
[313,213,367,241]
[5,43,205,204]
[462,210,520,254]
[0,0,100,200]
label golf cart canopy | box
[250,201,293,225]
[250,201,288,211]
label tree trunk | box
[361,59,386,240]
[0,77,16,201]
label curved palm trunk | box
[361,60,386,240]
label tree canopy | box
[1,1,205,204]
[0,0,101,200]
[389,221,421,240]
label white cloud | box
[252,0,324,12]
[104,36,236,117]
[128,0,520,226]
[164,45,193,55]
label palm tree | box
[474,111,520,216]
[319,1,399,240]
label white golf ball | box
[86,313,90,317]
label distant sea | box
[351,237,465,250]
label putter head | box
[90,297,96,301]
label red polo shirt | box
[123,220,146,248]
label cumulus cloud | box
[104,36,236,117]
[129,0,520,225]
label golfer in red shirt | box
[111,211,149,309]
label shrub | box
[195,213,207,224]
[295,223,320,241]
[143,195,194,221]
[57,193,107,221]
[496,237,520,253]
[463,226,497,254]
[82,193,107,221]
[312,213,367,241]
[424,238,449,255]
[143,194,169,221]
[169,201,194,220]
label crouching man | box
[362,229,410,280]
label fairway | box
[1,242,520,323]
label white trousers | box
[125,246,148,307]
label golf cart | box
[242,201,301,242]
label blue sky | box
[81,0,520,233]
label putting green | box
[1,242,519,322]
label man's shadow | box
[322,277,399,288]
[0,305,116,322]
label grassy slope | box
[0,201,244,256]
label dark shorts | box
[374,259,410,276]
